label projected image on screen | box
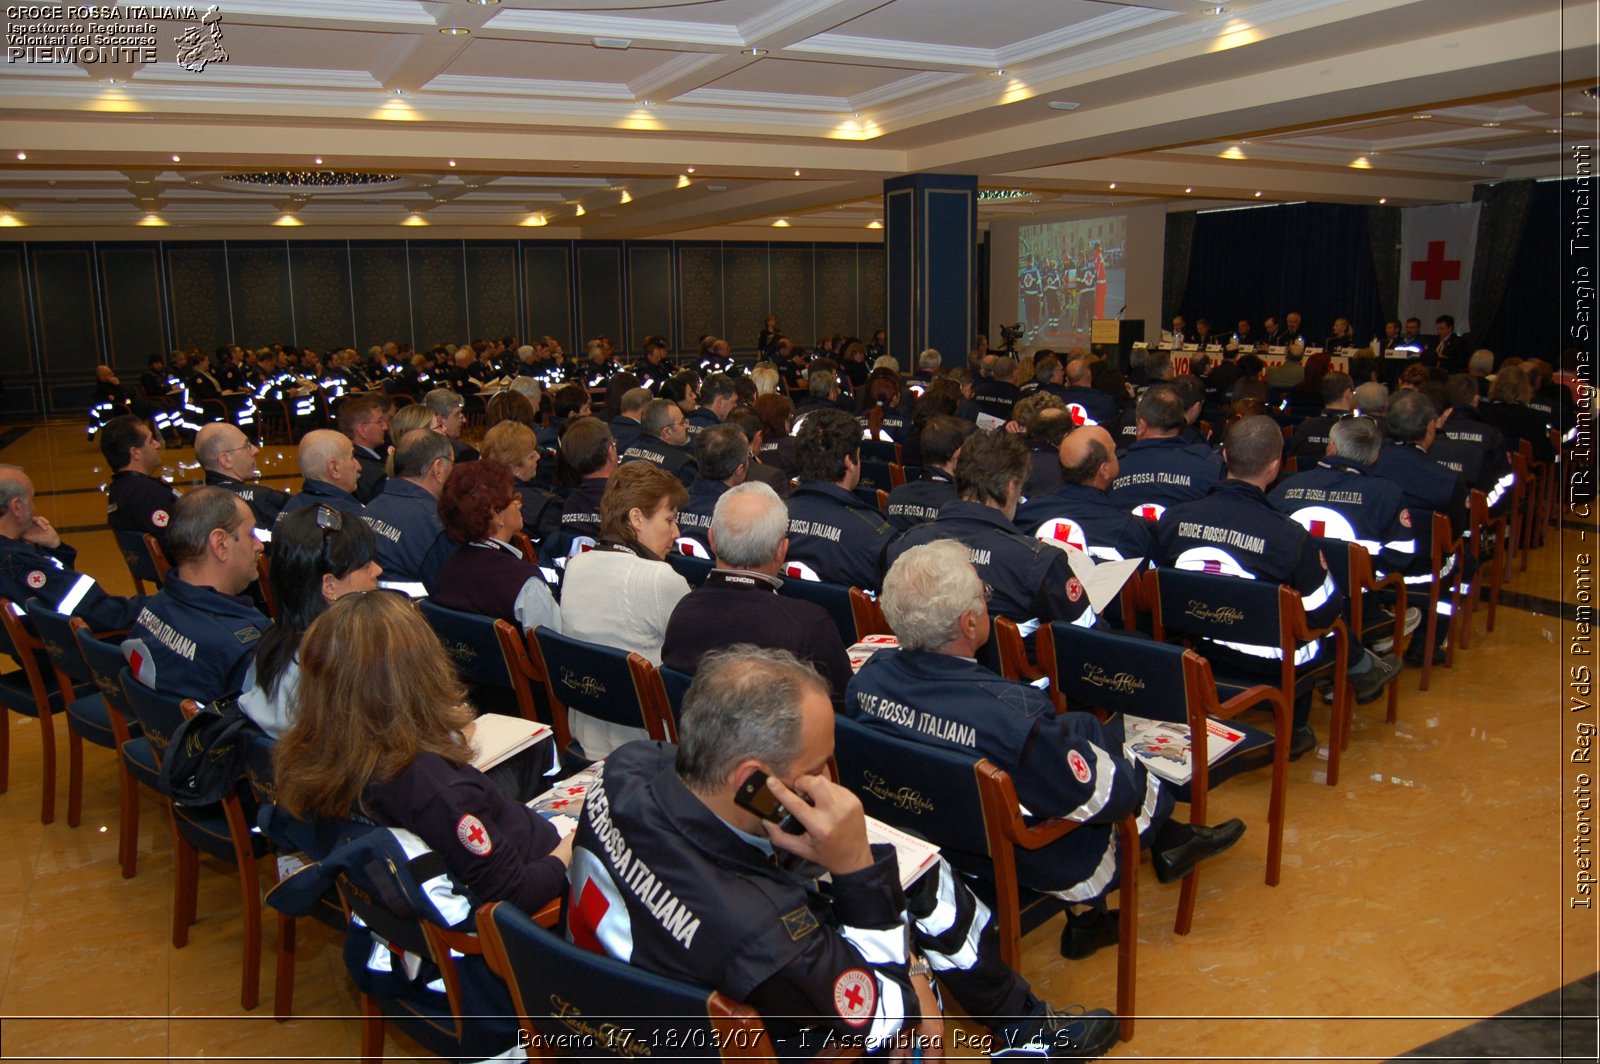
[1017,215,1126,350]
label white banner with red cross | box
[1400,203,1480,331]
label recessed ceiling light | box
[1481,121,1501,127]
[676,175,691,188]
[448,160,457,167]
[521,213,548,227]
[619,189,632,203]
[593,36,631,49]
[1184,187,1193,193]
[1565,110,1583,117]
[1548,128,1563,134]
[574,203,585,216]
[772,218,791,227]
[1254,191,1262,197]
[867,220,883,229]
[989,68,1006,77]
[14,152,24,161]
[439,27,470,36]
[1412,113,1432,120]
[314,157,323,165]
[171,154,181,162]
[105,77,120,85]
[1047,101,1080,111]
[686,166,695,174]
[639,99,652,107]
[467,0,500,5]
[1108,182,1116,190]
[391,88,407,97]
[1203,5,1228,14]
[742,48,767,57]
[1379,197,1388,204]
[794,169,801,176]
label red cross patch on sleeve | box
[1398,508,1412,529]
[833,968,876,1027]
[26,570,46,589]
[455,814,493,856]
[1065,576,1084,603]
[151,510,170,528]
[1068,749,1093,784]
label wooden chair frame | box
[1418,513,1464,693]
[0,599,62,823]
[1459,488,1505,651]
[70,619,142,877]
[526,628,676,752]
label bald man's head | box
[298,429,359,493]
[1059,424,1118,489]
[1065,358,1092,387]
[195,422,257,480]
[0,464,36,536]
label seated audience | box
[725,406,793,498]
[1014,424,1153,564]
[361,429,455,597]
[620,398,699,487]
[278,429,367,520]
[480,421,562,547]
[784,407,895,589]
[884,414,966,533]
[661,482,851,699]
[751,393,798,477]
[123,487,267,702]
[674,423,748,558]
[240,504,381,738]
[195,422,289,533]
[337,394,390,503]
[101,413,181,552]
[570,644,1121,1060]
[425,388,479,463]
[432,460,561,633]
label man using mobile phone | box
[568,646,1118,1060]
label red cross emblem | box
[832,969,875,1026]
[455,814,492,856]
[1309,519,1327,538]
[1068,404,1088,426]
[1048,521,1085,552]
[1139,505,1161,521]
[1410,240,1461,300]
[570,877,611,955]
[1202,559,1223,574]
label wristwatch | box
[907,956,931,978]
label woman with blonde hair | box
[479,420,561,545]
[274,591,570,911]
[558,461,691,758]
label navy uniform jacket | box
[0,535,145,632]
[1024,439,1064,499]
[203,470,289,531]
[1013,483,1153,563]
[107,470,180,551]
[659,569,852,699]
[362,479,454,595]
[969,379,1022,426]
[1268,456,1418,578]
[1439,407,1514,511]
[1287,409,1351,468]
[620,435,698,487]
[122,575,268,703]
[1371,441,1468,535]
[685,406,721,438]
[514,478,563,547]
[1151,479,1342,667]
[857,407,910,444]
[539,476,607,567]
[883,469,956,533]
[352,443,388,504]
[673,478,730,559]
[364,751,566,916]
[783,481,894,591]
[1107,436,1225,520]
[1061,385,1119,428]
[845,649,1165,899]
[884,501,1094,635]
[568,741,1032,1055]
[277,478,367,521]
[607,415,643,454]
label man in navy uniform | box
[849,541,1242,960]
[362,429,455,598]
[570,645,1122,1060]
[540,418,615,568]
[674,424,747,559]
[685,373,737,437]
[277,429,368,522]
[0,465,145,631]
[1014,425,1152,565]
[101,414,180,553]
[884,415,966,533]
[1286,372,1357,470]
[122,487,267,703]
[620,399,699,488]
[1437,375,1514,514]
[1061,357,1119,428]
[885,428,1095,642]
[1433,315,1470,373]
[783,408,894,590]
[662,482,851,700]
[1270,417,1419,583]
[195,422,290,535]
[1106,385,1223,521]
[969,355,1022,428]
[608,386,651,454]
[1151,416,1401,755]
[338,394,391,503]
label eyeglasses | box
[316,505,343,534]
[218,442,256,457]
[981,582,994,604]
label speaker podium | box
[1091,319,1144,375]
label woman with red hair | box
[431,459,561,633]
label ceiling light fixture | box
[1203,5,1228,14]
[171,154,181,162]
[686,166,695,173]
[1548,128,1563,134]
[1254,191,1263,197]
[1411,113,1432,120]
[593,36,631,49]
[521,213,548,227]
[677,175,691,188]
[1185,187,1193,193]
[314,157,323,165]
[14,152,24,161]
[867,220,883,229]
[1108,182,1116,190]
[391,88,407,97]
[793,169,801,176]
[1481,121,1501,127]
[989,68,1006,77]
[742,48,767,56]
[1047,101,1080,111]
[772,218,790,227]
[619,189,632,203]
[467,0,500,5]
[1379,197,1388,204]
[439,27,470,36]
[448,160,457,167]
[574,203,585,216]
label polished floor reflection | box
[0,419,1592,1061]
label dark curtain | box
[1469,180,1533,346]
[1173,202,1386,341]
[1367,205,1401,324]
[1474,179,1561,363]
[1162,212,1194,321]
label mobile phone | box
[735,770,806,834]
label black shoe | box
[1290,723,1318,760]
[1404,641,1447,667]
[1059,908,1118,960]
[1152,818,1246,884]
[1351,652,1403,705]
[995,1004,1120,1060]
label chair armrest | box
[1216,684,1288,727]
[531,896,562,929]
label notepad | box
[469,713,553,772]
[866,816,941,889]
